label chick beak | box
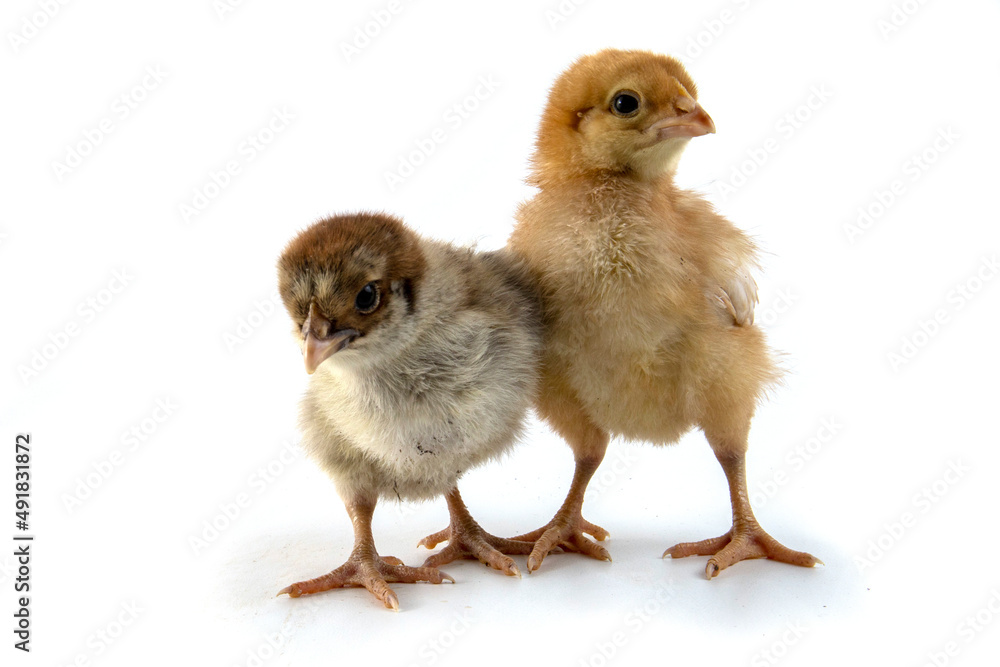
[647,100,716,141]
[302,303,359,374]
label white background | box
[3,0,999,665]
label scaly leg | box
[419,487,534,577]
[664,450,821,579]
[278,494,453,610]
[512,409,612,573]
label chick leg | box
[418,487,534,577]
[511,409,612,573]
[663,449,821,579]
[278,494,453,610]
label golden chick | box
[276,212,541,609]
[508,49,820,578]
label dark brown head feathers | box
[277,211,426,337]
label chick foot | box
[511,450,612,573]
[513,511,611,573]
[664,450,820,579]
[664,520,821,579]
[278,495,452,610]
[420,488,534,577]
[419,528,532,577]
[278,551,453,610]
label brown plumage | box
[276,212,542,609]
[508,49,820,578]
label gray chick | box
[276,212,541,610]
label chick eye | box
[354,282,380,314]
[612,91,640,117]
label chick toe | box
[420,488,532,576]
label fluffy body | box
[513,174,776,448]
[298,241,542,502]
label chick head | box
[278,212,426,374]
[532,49,715,184]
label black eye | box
[354,282,380,313]
[612,92,640,116]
